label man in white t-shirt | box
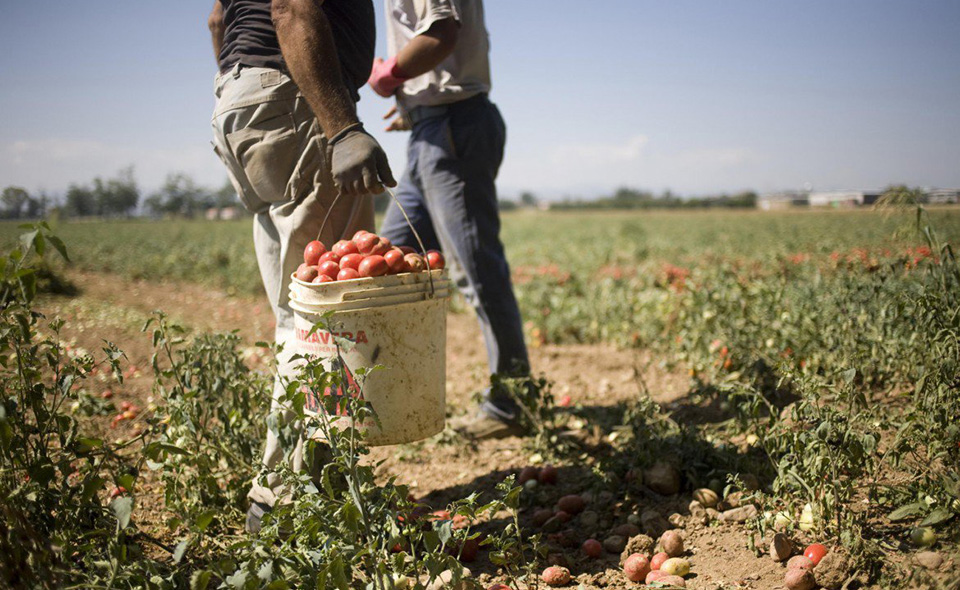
[368,0,529,439]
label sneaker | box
[451,410,525,441]
[245,501,272,534]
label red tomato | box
[110,486,127,499]
[623,554,651,582]
[313,274,335,283]
[518,466,539,483]
[295,263,318,282]
[358,255,388,277]
[332,239,359,257]
[582,539,602,558]
[538,464,558,485]
[318,261,340,279]
[404,253,426,273]
[303,240,326,265]
[318,251,341,264]
[337,268,360,281]
[426,250,445,270]
[355,233,381,254]
[458,538,479,562]
[398,245,417,255]
[650,552,670,571]
[803,543,827,565]
[384,249,408,274]
[428,510,451,521]
[352,230,372,240]
[339,253,364,271]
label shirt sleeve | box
[412,0,462,36]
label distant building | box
[927,188,960,205]
[220,206,241,220]
[205,206,242,220]
[758,191,809,210]
[808,190,881,208]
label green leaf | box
[341,499,361,531]
[19,229,38,255]
[257,560,274,581]
[28,463,56,487]
[225,570,248,589]
[920,508,955,526]
[81,476,106,502]
[46,234,69,262]
[111,496,134,529]
[117,473,136,492]
[888,502,926,522]
[190,570,212,590]
[436,520,454,546]
[173,539,188,563]
[195,510,216,533]
[841,368,857,383]
[34,232,45,256]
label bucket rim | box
[290,268,446,288]
[289,291,449,316]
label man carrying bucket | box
[207,0,395,532]
[368,0,530,439]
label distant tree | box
[657,190,682,207]
[499,199,518,211]
[25,193,49,219]
[94,166,139,217]
[519,192,538,207]
[610,187,654,207]
[724,191,757,208]
[213,178,238,209]
[146,173,211,217]
[64,184,96,217]
[1,186,30,219]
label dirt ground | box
[37,271,954,589]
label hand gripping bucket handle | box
[317,187,437,297]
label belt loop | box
[232,63,243,79]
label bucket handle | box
[316,186,436,297]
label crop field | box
[1,206,958,589]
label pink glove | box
[368,56,410,97]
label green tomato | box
[909,527,936,547]
[660,557,691,577]
[798,503,816,531]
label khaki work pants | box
[211,65,373,505]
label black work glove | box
[329,123,396,196]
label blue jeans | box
[380,95,528,420]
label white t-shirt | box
[386,0,491,110]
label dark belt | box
[406,93,488,125]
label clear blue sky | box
[1,1,958,200]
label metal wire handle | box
[316,186,436,297]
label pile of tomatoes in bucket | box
[295,231,445,283]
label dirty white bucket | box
[288,269,450,446]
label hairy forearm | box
[395,19,458,79]
[208,1,224,63]
[273,0,358,138]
